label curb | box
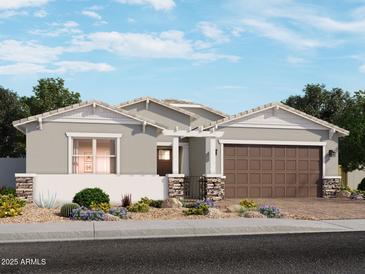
[0,218,364,243]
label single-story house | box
[13,97,349,204]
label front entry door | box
[157,147,172,176]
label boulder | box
[105,213,121,221]
[337,190,351,198]
[162,198,183,208]
[207,208,224,218]
[242,210,266,218]
[226,205,242,213]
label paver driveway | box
[218,198,365,220]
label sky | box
[1,0,365,114]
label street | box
[0,232,364,273]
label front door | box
[157,147,172,176]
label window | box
[158,149,171,160]
[72,138,117,174]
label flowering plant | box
[195,199,215,208]
[109,207,128,219]
[259,205,281,218]
[70,206,105,221]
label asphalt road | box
[0,232,364,274]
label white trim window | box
[66,133,121,174]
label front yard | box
[1,197,364,224]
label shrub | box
[259,205,281,218]
[109,207,128,219]
[127,202,150,213]
[0,194,26,218]
[183,204,209,215]
[358,178,365,191]
[60,203,80,217]
[121,194,132,207]
[149,200,163,208]
[239,199,257,209]
[90,201,110,213]
[195,199,215,208]
[70,207,105,221]
[0,187,16,196]
[138,197,163,208]
[73,188,110,208]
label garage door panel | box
[224,144,321,198]
[236,173,248,185]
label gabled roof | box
[163,98,229,118]
[204,102,349,136]
[13,100,166,133]
[118,97,199,119]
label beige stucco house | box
[13,97,349,204]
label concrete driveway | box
[218,198,365,220]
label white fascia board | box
[219,139,327,146]
[66,132,123,138]
[163,129,224,138]
[170,103,202,108]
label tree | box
[284,84,365,172]
[0,87,29,157]
[23,78,81,115]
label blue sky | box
[1,0,365,114]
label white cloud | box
[359,64,365,74]
[116,0,175,11]
[70,30,239,62]
[286,56,308,64]
[242,19,322,49]
[30,21,81,37]
[0,61,114,75]
[53,61,114,73]
[33,9,47,17]
[0,40,63,63]
[0,10,27,18]
[197,21,229,43]
[0,0,48,10]
[82,10,102,21]
[127,17,135,23]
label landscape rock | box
[104,213,121,221]
[207,208,224,218]
[242,210,266,218]
[161,198,183,208]
[350,193,364,200]
[226,205,242,213]
[336,190,351,198]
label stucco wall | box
[122,101,191,130]
[25,121,159,174]
[347,170,365,190]
[0,158,26,188]
[33,174,168,205]
[179,107,224,128]
[215,127,340,177]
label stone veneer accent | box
[322,177,341,198]
[15,175,35,203]
[201,176,225,201]
[167,176,185,200]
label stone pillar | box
[322,177,341,198]
[15,174,36,203]
[167,176,185,200]
[201,176,225,201]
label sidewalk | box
[1,218,365,243]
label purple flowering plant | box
[259,205,281,218]
[109,207,128,219]
[70,206,105,221]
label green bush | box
[72,188,110,208]
[0,194,26,218]
[90,201,110,213]
[138,197,163,208]
[183,204,209,216]
[0,187,16,196]
[239,199,257,209]
[60,203,80,217]
[358,178,365,191]
[127,202,150,213]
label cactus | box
[60,203,80,217]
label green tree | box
[284,84,365,172]
[0,87,29,157]
[23,78,81,115]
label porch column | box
[172,137,179,174]
[209,137,216,174]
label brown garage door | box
[224,144,322,198]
